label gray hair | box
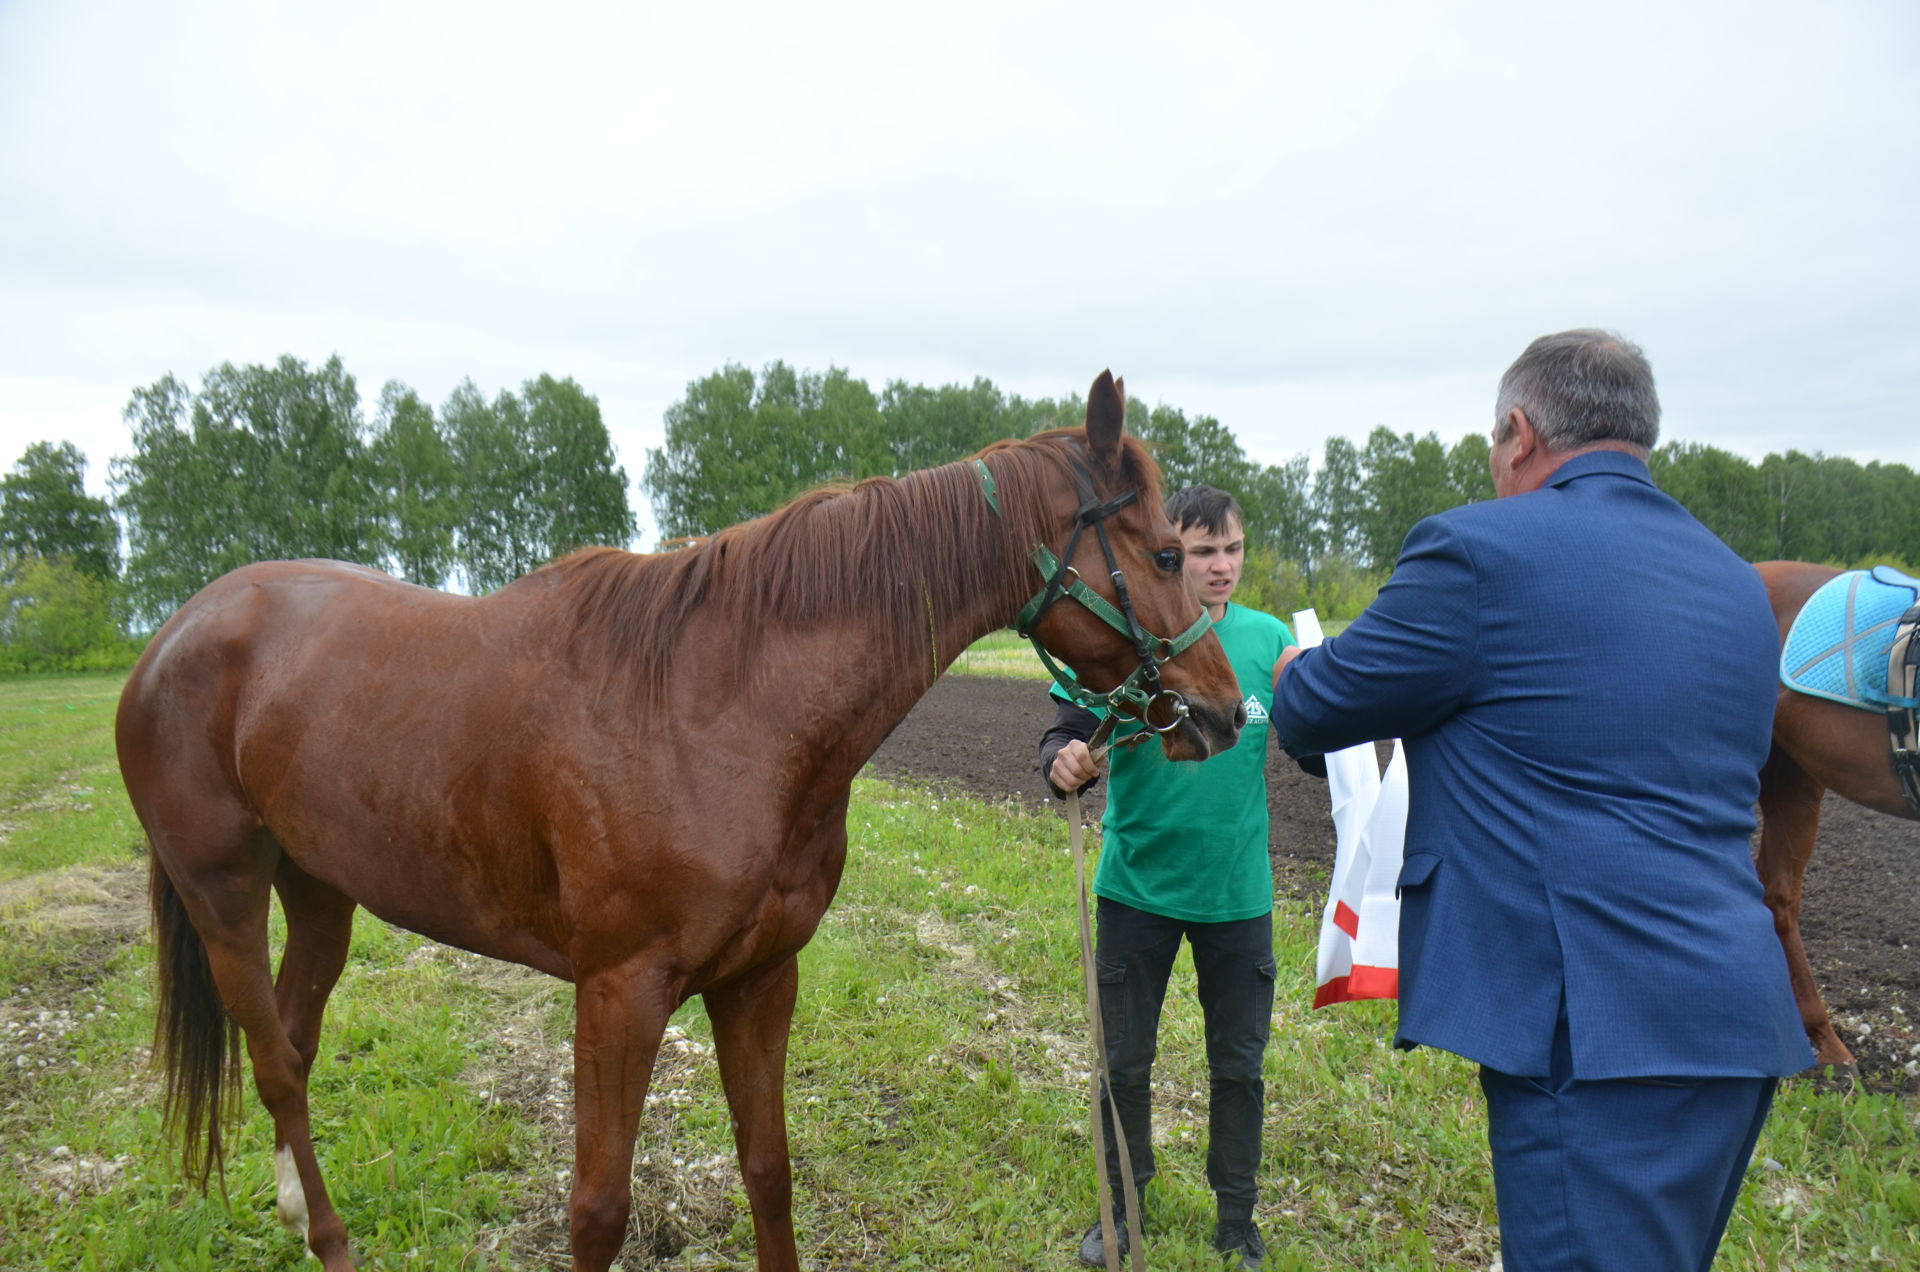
[1493,329,1660,452]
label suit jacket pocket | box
[1395,852,1444,987]
[1397,851,1442,898]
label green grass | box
[948,629,1049,680]
[0,674,144,881]
[0,672,1913,1269]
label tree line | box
[3,355,1916,673]
[639,362,1500,567]
[0,355,635,671]
[642,361,1920,623]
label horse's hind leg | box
[267,855,357,1252]
[1757,746,1854,1071]
[156,821,356,1270]
[706,954,801,1272]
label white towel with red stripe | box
[1291,610,1407,1007]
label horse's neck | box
[776,502,1035,769]
[673,452,1062,788]
[870,544,1030,718]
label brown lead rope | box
[1067,739,1147,1272]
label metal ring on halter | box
[1144,689,1191,734]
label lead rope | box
[1067,736,1147,1272]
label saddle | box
[1781,566,1920,814]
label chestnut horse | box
[116,372,1246,1271]
[1755,559,1920,1070]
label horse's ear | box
[1086,370,1125,465]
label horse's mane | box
[533,428,1164,706]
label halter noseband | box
[973,456,1212,737]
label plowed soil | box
[870,674,1920,1092]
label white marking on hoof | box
[274,1145,311,1243]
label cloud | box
[2,0,1915,529]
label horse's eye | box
[1155,548,1182,573]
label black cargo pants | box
[1092,896,1276,1223]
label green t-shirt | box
[1055,602,1296,923]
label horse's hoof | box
[1800,1059,1860,1092]
[1810,1031,1856,1074]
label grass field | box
[1,673,1914,1269]
[948,629,1050,679]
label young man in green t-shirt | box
[1039,484,1302,1271]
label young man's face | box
[1181,514,1244,618]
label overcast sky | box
[2,0,1914,548]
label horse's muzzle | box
[1160,695,1245,762]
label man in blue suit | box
[1272,330,1812,1270]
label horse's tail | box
[149,856,242,1191]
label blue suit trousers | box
[1479,1017,1776,1271]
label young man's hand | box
[1049,739,1101,793]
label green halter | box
[972,457,1212,728]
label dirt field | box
[870,674,1920,1092]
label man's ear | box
[1502,408,1539,472]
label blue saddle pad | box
[1780,567,1920,711]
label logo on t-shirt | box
[1242,694,1269,723]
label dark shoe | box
[1213,1219,1265,1270]
[1077,1217,1129,1267]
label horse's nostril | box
[1233,700,1248,730]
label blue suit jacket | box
[1274,451,1812,1079]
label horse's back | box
[118,560,591,966]
[138,558,465,659]
[1755,560,1917,818]
[1755,560,1842,640]
[121,560,538,810]
[124,559,472,737]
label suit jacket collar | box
[1545,448,1653,490]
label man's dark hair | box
[1494,328,1660,453]
[1164,484,1244,536]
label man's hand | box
[1274,644,1305,685]
[1048,738,1102,793]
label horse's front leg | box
[570,961,678,1271]
[705,953,801,1272]
[1757,745,1854,1071]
